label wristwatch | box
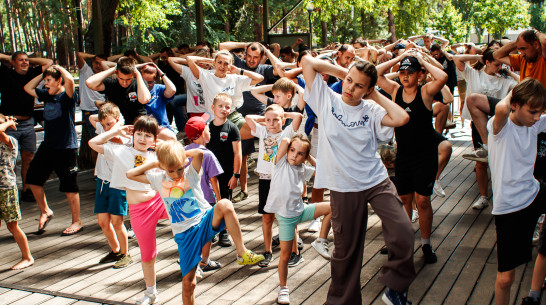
[233,173,241,178]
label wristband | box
[159,73,165,78]
[233,173,241,178]
[240,69,244,75]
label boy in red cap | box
[184,114,225,271]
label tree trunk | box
[84,0,119,55]
[387,8,396,42]
[321,20,328,47]
[0,9,6,53]
[282,8,288,34]
[4,0,17,51]
[13,4,23,49]
[73,0,84,52]
[254,4,263,42]
[331,15,337,41]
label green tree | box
[431,1,467,43]
[529,1,546,32]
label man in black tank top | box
[376,51,448,265]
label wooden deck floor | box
[0,139,543,305]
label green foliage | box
[431,1,466,42]
[529,2,546,32]
[473,0,530,37]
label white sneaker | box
[196,265,203,279]
[277,287,290,304]
[411,209,419,223]
[307,217,321,232]
[462,147,488,163]
[312,239,331,260]
[533,224,541,245]
[433,180,446,197]
[135,291,158,305]
[127,228,136,239]
[472,196,489,210]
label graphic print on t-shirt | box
[262,135,281,163]
[134,155,146,167]
[220,132,228,142]
[128,92,137,102]
[163,188,201,223]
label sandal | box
[200,259,222,272]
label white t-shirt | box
[460,63,517,120]
[146,165,211,235]
[264,156,315,218]
[198,68,251,113]
[94,123,131,181]
[303,72,393,192]
[79,63,105,111]
[251,123,296,178]
[487,115,546,215]
[181,65,207,114]
[103,144,157,191]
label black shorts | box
[495,183,546,272]
[258,179,272,214]
[217,172,233,200]
[487,96,501,116]
[26,146,79,192]
[395,152,438,196]
[433,130,447,147]
[241,138,256,156]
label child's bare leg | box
[7,221,34,270]
[495,270,515,305]
[292,230,299,253]
[111,215,128,254]
[182,267,197,305]
[263,214,275,253]
[212,199,247,256]
[279,240,293,286]
[399,194,414,219]
[201,241,212,262]
[313,202,332,239]
[142,258,156,287]
[97,213,120,252]
[30,184,53,229]
[65,192,82,232]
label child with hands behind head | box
[264,135,332,305]
[245,104,303,267]
[0,115,34,270]
[126,140,264,305]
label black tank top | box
[394,85,436,156]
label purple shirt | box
[185,143,224,203]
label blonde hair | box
[98,103,121,121]
[264,104,284,117]
[213,93,232,105]
[271,78,296,96]
[156,140,186,169]
[214,50,234,64]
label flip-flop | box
[37,214,54,234]
[61,226,84,236]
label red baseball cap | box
[185,113,211,140]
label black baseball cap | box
[398,56,422,72]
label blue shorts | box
[174,206,225,277]
[94,178,128,216]
[276,203,317,241]
[6,117,36,153]
[82,110,99,138]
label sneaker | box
[237,249,265,265]
[99,251,123,264]
[422,244,437,264]
[135,291,158,305]
[200,259,222,272]
[288,252,304,267]
[379,246,388,255]
[231,191,248,203]
[462,147,488,163]
[472,196,489,210]
[433,180,446,197]
[297,237,303,251]
[307,218,321,232]
[411,210,419,223]
[196,265,203,279]
[533,224,541,245]
[311,239,330,260]
[445,120,456,130]
[218,231,232,247]
[277,287,290,304]
[258,251,273,268]
[521,297,539,305]
[212,234,218,244]
[21,189,35,202]
[382,288,411,305]
[247,157,256,168]
[272,234,280,248]
[127,228,136,239]
[113,254,133,269]
[176,131,187,141]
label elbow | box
[399,112,410,126]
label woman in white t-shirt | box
[186,50,264,127]
[453,50,518,210]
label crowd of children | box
[0,28,545,305]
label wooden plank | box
[9,293,54,305]
[39,296,78,305]
[0,289,32,304]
